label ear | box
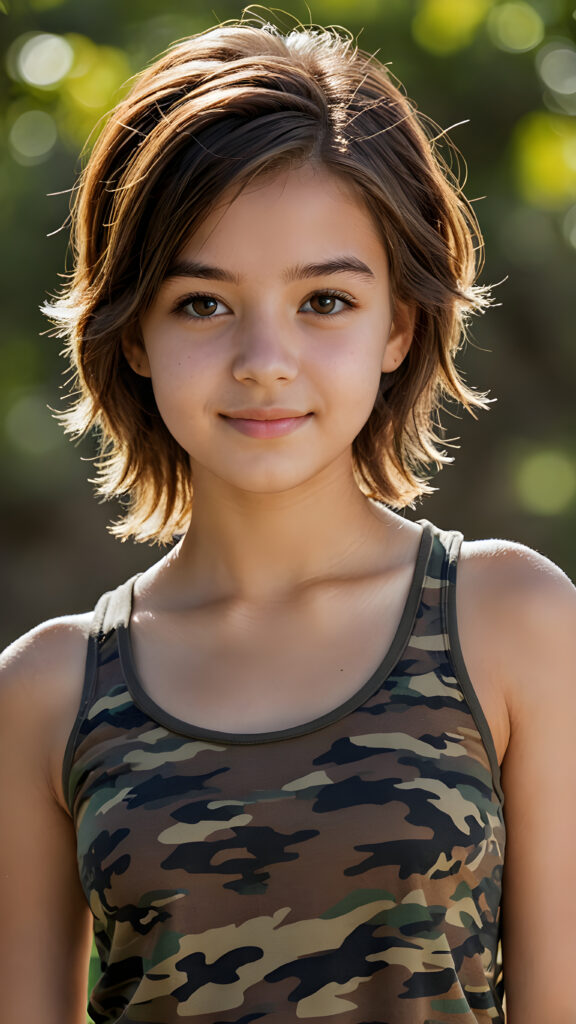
[381,300,416,373]
[121,328,152,378]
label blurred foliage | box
[1,0,575,648]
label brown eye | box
[309,294,338,314]
[302,292,352,316]
[187,296,219,317]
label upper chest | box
[126,567,509,765]
[127,566,420,736]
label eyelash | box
[171,289,358,320]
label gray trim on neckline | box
[116,521,435,745]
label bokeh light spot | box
[16,32,73,87]
[412,0,495,56]
[9,110,57,164]
[487,2,544,52]
[62,36,131,111]
[538,44,576,96]
[515,449,576,515]
[514,112,576,208]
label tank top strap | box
[61,575,140,812]
[417,520,504,805]
[417,519,461,586]
[90,573,139,638]
[85,573,140,701]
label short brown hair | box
[46,16,491,543]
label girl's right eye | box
[174,294,230,319]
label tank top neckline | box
[113,519,438,745]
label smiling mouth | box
[220,412,313,438]
[221,409,310,421]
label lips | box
[220,410,313,439]
[222,408,309,421]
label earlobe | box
[121,329,152,378]
[381,301,416,374]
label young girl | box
[1,17,574,1024]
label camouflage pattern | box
[64,522,505,1022]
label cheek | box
[324,334,385,410]
[145,352,206,442]
[348,372,384,436]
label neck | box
[167,454,403,603]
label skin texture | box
[1,164,575,1023]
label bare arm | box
[458,541,576,1023]
[0,618,94,1023]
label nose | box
[231,322,299,386]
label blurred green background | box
[1,0,575,649]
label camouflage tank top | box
[64,521,505,1023]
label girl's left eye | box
[175,294,230,319]
[301,291,355,315]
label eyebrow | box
[163,255,376,285]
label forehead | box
[178,163,388,271]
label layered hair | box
[46,16,490,543]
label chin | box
[212,463,328,496]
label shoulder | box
[457,536,576,717]
[0,613,94,812]
[458,536,575,628]
[0,613,93,691]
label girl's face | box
[126,163,413,499]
